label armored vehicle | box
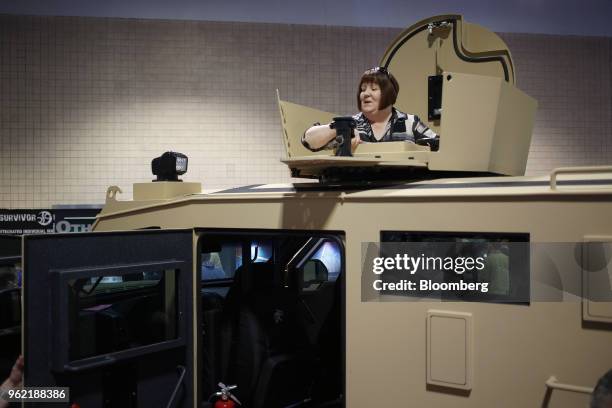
[21,15,612,408]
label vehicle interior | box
[198,231,345,408]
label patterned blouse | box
[302,108,438,151]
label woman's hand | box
[304,125,362,153]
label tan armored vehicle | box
[22,15,611,408]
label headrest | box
[232,261,276,295]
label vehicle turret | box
[278,14,537,180]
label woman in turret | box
[302,67,439,152]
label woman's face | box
[360,81,382,114]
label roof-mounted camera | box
[151,151,188,182]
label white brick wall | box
[501,33,612,174]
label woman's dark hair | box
[357,67,400,111]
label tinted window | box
[381,231,530,303]
[201,241,273,281]
[68,269,178,360]
[309,240,341,281]
[0,264,20,291]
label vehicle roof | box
[205,174,612,198]
[97,172,612,216]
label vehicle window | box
[297,239,342,291]
[0,263,20,291]
[76,271,163,295]
[380,231,530,303]
[309,240,341,281]
[68,269,178,360]
[199,232,345,288]
[201,241,272,281]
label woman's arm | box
[303,124,362,152]
[302,124,336,151]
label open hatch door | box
[23,229,197,408]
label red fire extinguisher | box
[214,382,241,408]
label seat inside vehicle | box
[199,233,344,408]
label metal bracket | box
[106,185,123,203]
[550,166,612,190]
[545,376,593,394]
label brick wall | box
[1,15,610,207]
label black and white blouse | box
[353,108,437,143]
[302,108,438,151]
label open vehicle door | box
[23,230,197,408]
